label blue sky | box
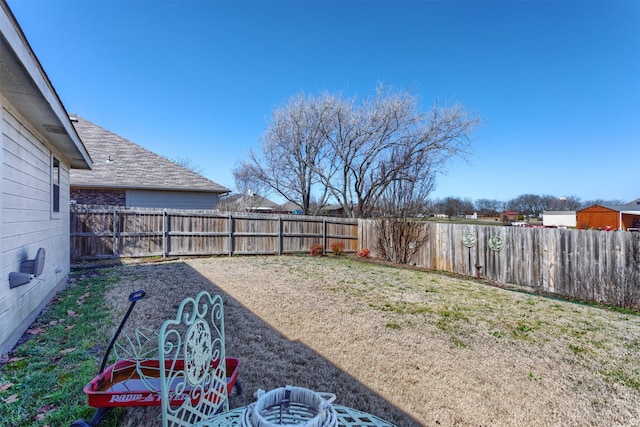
[7,0,640,204]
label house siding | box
[0,106,70,355]
[126,190,220,209]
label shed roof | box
[279,201,303,211]
[579,204,640,213]
[69,116,229,194]
[543,211,576,215]
[604,205,640,212]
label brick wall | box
[71,189,126,206]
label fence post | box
[228,213,234,256]
[112,206,117,259]
[323,218,327,255]
[162,209,167,258]
[278,217,283,255]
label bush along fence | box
[360,220,640,309]
[70,205,358,260]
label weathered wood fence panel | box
[360,221,639,307]
[70,206,358,260]
[70,208,115,259]
[71,208,638,307]
[166,212,230,256]
[118,211,164,257]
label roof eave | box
[71,183,231,194]
[0,2,92,169]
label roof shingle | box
[70,115,229,193]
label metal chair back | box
[159,291,229,426]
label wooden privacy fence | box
[70,206,358,260]
[71,206,639,308]
[360,220,640,308]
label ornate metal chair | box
[159,291,229,427]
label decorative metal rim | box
[245,386,337,427]
[488,236,504,252]
[462,233,477,248]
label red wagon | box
[71,290,242,427]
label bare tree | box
[374,159,434,264]
[375,167,435,218]
[241,85,479,219]
[313,84,480,218]
[562,196,582,211]
[443,197,463,219]
[541,195,582,211]
[231,162,270,199]
[460,198,475,216]
[429,196,469,219]
[506,194,585,216]
[475,198,503,216]
[581,199,628,209]
[235,93,335,215]
[505,194,545,217]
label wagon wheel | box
[230,379,243,397]
[70,407,112,427]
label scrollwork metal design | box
[488,236,504,252]
[159,291,227,427]
[462,233,477,248]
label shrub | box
[309,244,324,257]
[330,241,345,256]
[374,219,426,264]
[358,248,371,258]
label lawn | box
[2,255,640,426]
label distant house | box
[70,116,229,209]
[218,192,281,214]
[320,204,346,217]
[501,211,519,223]
[577,204,640,231]
[1,2,92,354]
[279,201,305,215]
[542,211,577,228]
[318,204,361,217]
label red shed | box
[576,205,640,231]
[501,211,519,222]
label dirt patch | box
[102,256,640,426]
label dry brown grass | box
[101,255,640,427]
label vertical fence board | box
[358,220,638,307]
[70,207,638,308]
[70,207,358,259]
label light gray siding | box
[0,1,91,356]
[0,106,71,354]
[126,190,220,209]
